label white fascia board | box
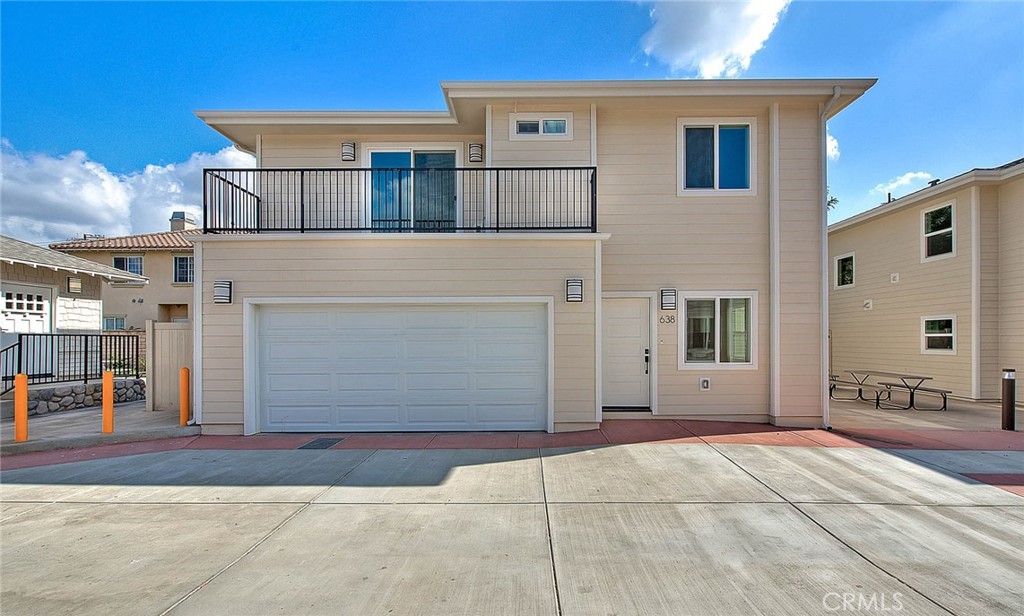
[1,257,147,283]
[441,78,876,99]
[830,162,1024,234]
[194,110,457,126]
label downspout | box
[819,85,841,429]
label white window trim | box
[921,314,956,355]
[678,291,759,370]
[921,201,956,263]
[677,117,758,197]
[509,112,574,141]
[173,254,194,285]
[112,252,144,274]
[833,252,855,289]
[103,315,127,331]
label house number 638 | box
[659,315,676,324]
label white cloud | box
[0,140,253,245]
[642,0,791,78]
[871,171,934,196]
[826,133,840,161]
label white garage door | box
[258,303,548,432]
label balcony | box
[203,167,597,234]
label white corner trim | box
[241,296,558,435]
[192,240,203,425]
[594,242,603,423]
[590,103,597,167]
[770,103,781,418]
[970,187,981,398]
[485,105,493,228]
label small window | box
[173,256,194,284]
[922,203,954,260]
[679,294,756,368]
[67,277,82,294]
[113,255,143,276]
[922,316,955,354]
[509,113,573,140]
[103,316,126,331]
[834,253,855,288]
[679,118,755,194]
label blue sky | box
[1,1,1022,243]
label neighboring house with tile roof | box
[50,212,198,331]
[1,234,146,348]
[828,157,1024,401]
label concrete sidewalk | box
[1,440,1021,615]
[0,401,199,455]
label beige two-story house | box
[829,158,1023,401]
[193,78,874,435]
[51,213,198,331]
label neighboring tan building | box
[828,158,1024,401]
[50,213,198,331]
[1,234,146,348]
[192,77,874,435]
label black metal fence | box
[203,167,597,233]
[0,333,141,394]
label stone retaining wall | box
[26,379,146,416]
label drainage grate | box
[298,437,345,450]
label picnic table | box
[839,369,949,411]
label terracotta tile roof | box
[50,230,199,252]
[1,235,147,282]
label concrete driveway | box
[2,441,1022,615]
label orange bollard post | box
[179,367,190,426]
[102,371,114,434]
[14,374,28,442]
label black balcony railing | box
[0,333,142,394]
[203,167,597,233]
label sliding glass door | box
[370,150,456,231]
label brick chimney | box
[169,211,197,231]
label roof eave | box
[1,257,148,283]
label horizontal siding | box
[829,187,975,397]
[200,238,598,430]
[596,103,773,418]
[998,176,1024,379]
[261,134,485,169]
[490,104,591,167]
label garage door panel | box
[259,303,547,432]
[337,373,401,392]
[406,373,471,391]
[406,405,471,424]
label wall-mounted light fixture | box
[213,280,233,304]
[340,142,357,162]
[565,278,584,303]
[468,143,484,163]
[660,288,677,311]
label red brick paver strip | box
[186,435,328,450]
[0,436,199,471]
[517,430,610,449]
[426,433,519,449]
[600,419,698,444]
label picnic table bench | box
[877,382,952,411]
[830,369,949,411]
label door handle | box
[644,348,650,375]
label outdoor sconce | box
[565,278,584,303]
[468,143,484,163]
[660,288,677,311]
[213,280,233,305]
[340,142,357,162]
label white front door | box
[603,297,651,408]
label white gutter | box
[820,85,841,429]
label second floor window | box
[509,113,573,140]
[174,256,194,284]
[113,255,143,276]
[922,203,954,260]
[678,118,756,194]
[834,253,855,288]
